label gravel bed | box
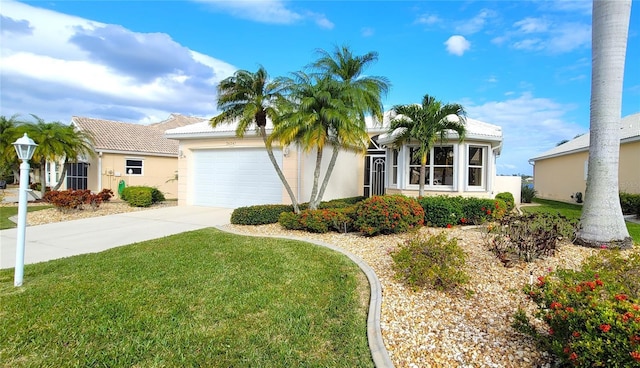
[1,201,177,226]
[224,223,600,368]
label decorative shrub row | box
[354,195,424,236]
[620,192,640,217]
[486,213,579,265]
[231,204,294,225]
[43,189,113,212]
[120,186,165,207]
[230,196,367,226]
[279,208,353,233]
[390,232,469,291]
[417,195,507,227]
[514,251,640,367]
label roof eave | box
[95,149,178,157]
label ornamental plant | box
[354,195,424,236]
[278,208,354,233]
[417,195,462,228]
[43,189,104,212]
[390,231,469,291]
[495,192,515,212]
[514,250,640,367]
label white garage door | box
[192,148,283,208]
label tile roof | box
[149,113,206,131]
[72,116,181,156]
[530,113,640,161]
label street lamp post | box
[13,133,38,287]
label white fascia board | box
[96,149,178,158]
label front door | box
[364,135,386,197]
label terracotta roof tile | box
[72,116,179,156]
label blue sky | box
[1,0,638,175]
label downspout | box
[98,151,103,191]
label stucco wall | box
[299,146,363,202]
[533,140,640,202]
[92,153,178,199]
[494,176,522,204]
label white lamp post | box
[13,133,38,287]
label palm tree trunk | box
[576,0,632,248]
[314,144,340,209]
[308,147,324,210]
[419,152,427,197]
[260,127,300,214]
[53,160,68,191]
[39,159,47,198]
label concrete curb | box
[216,226,394,368]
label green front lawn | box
[522,198,640,244]
[0,205,52,230]
[0,228,372,367]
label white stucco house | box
[164,112,520,208]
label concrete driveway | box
[0,206,232,269]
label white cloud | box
[361,27,375,37]
[464,92,585,174]
[0,0,236,124]
[193,0,333,28]
[415,13,441,26]
[514,17,550,33]
[444,35,471,56]
[498,17,591,54]
[455,9,496,35]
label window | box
[467,146,486,187]
[391,149,398,185]
[125,159,143,175]
[66,162,88,190]
[408,145,454,186]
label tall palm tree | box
[576,0,632,248]
[387,94,467,197]
[210,66,300,213]
[272,73,369,209]
[50,125,95,191]
[0,114,23,183]
[21,115,95,197]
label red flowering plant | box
[514,250,640,367]
[354,195,424,236]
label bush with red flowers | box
[354,195,424,236]
[513,250,640,367]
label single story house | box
[165,112,520,208]
[529,112,640,202]
[44,114,204,198]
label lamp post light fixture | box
[12,133,38,287]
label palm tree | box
[387,94,467,197]
[21,115,95,197]
[272,73,368,210]
[0,114,23,183]
[210,66,300,213]
[50,125,95,191]
[576,0,632,248]
[294,45,389,209]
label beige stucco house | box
[165,112,520,208]
[44,114,204,199]
[529,112,640,202]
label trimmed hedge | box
[278,208,354,233]
[231,204,294,225]
[417,196,463,228]
[495,192,515,212]
[620,192,640,216]
[120,186,165,207]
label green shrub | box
[521,185,536,203]
[417,195,463,227]
[278,208,354,233]
[231,204,294,225]
[390,232,469,291]
[620,192,640,216]
[515,251,640,367]
[495,192,515,212]
[487,213,579,264]
[354,195,424,236]
[121,187,153,207]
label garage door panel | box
[192,149,283,208]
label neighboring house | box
[529,112,640,202]
[45,114,204,198]
[165,112,519,208]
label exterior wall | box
[92,153,178,199]
[533,151,588,203]
[494,176,522,204]
[533,140,640,203]
[299,146,363,202]
[619,140,640,194]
